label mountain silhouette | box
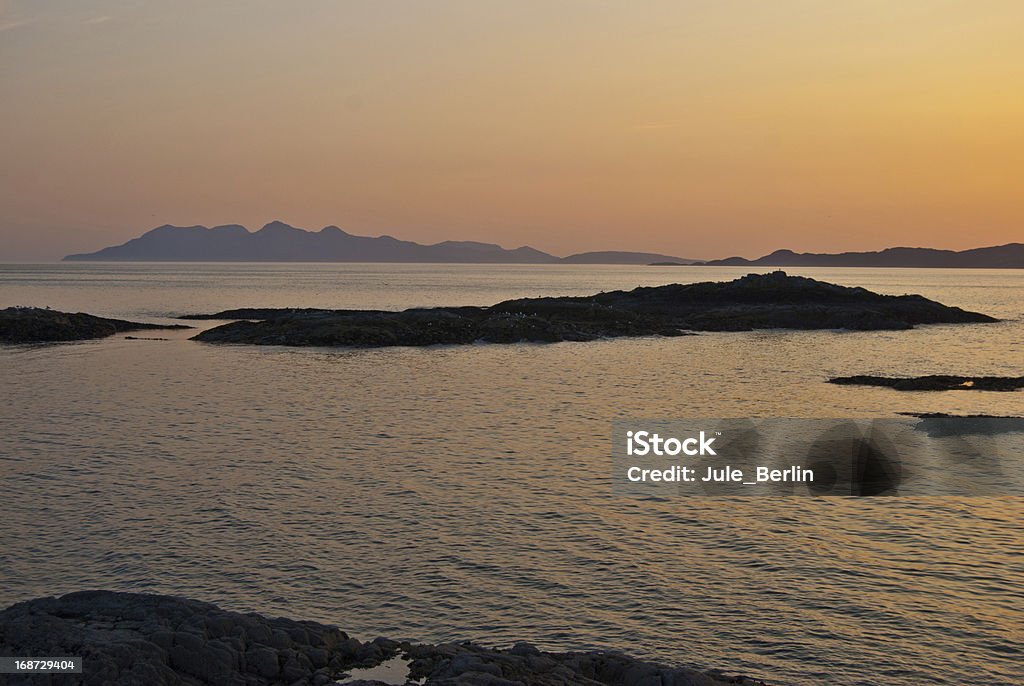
[698,244,1024,268]
[63,222,694,264]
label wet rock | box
[0,307,190,343]
[508,642,540,657]
[0,591,355,686]
[0,592,769,686]
[402,641,769,686]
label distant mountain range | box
[560,250,698,264]
[62,223,1024,268]
[696,244,1024,268]
[63,222,694,264]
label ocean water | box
[1,263,1022,685]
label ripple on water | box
[2,265,1024,685]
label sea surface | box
[1,263,1022,685]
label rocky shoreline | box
[0,591,767,686]
[185,272,995,348]
[0,307,190,343]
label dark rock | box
[246,645,280,678]
[404,640,769,685]
[189,272,995,348]
[897,412,1024,419]
[0,591,355,686]
[829,375,1024,391]
[508,642,540,656]
[303,646,329,669]
[0,592,767,686]
[0,307,190,343]
[269,630,293,650]
[581,271,994,331]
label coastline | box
[0,591,769,686]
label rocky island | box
[186,272,996,348]
[0,591,766,685]
[0,307,190,344]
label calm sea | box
[1,263,1022,685]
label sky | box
[2,0,1022,261]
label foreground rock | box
[187,272,995,347]
[0,591,766,686]
[830,375,1024,391]
[0,307,190,343]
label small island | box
[830,375,1024,392]
[0,307,190,343]
[186,272,996,348]
[0,591,767,686]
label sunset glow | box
[2,0,1023,260]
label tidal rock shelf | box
[0,591,767,686]
[0,307,190,343]
[830,375,1024,392]
[186,272,996,348]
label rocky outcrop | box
[0,591,360,686]
[0,591,766,686]
[402,640,765,686]
[189,305,688,347]
[582,271,996,330]
[829,375,1024,391]
[0,308,190,343]
[187,272,995,348]
[898,412,1024,418]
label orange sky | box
[2,0,1022,260]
